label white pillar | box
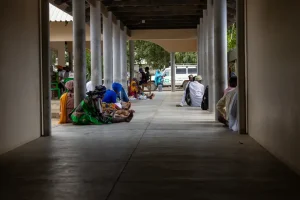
[113,20,121,83]
[90,1,102,89]
[200,18,204,78]
[203,10,208,86]
[214,0,228,120]
[73,0,86,106]
[120,27,128,91]
[40,0,51,136]
[197,24,201,75]
[103,12,113,90]
[170,52,175,92]
[208,0,215,113]
[129,40,135,82]
[237,0,247,134]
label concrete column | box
[57,42,65,66]
[200,18,204,78]
[237,0,247,134]
[121,27,128,91]
[103,12,113,89]
[113,20,121,83]
[208,0,215,113]
[90,1,102,89]
[40,0,51,136]
[197,24,201,75]
[203,10,208,86]
[129,40,134,83]
[199,19,203,76]
[68,51,73,71]
[214,0,228,119]
[72,0,86,106]
[170,52,175,92]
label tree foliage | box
[132,40,198,69]
[134,40,170,69]
[86,49,91,81]
[227,23,237,51]
[175,52,197,64]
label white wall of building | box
[0,0,41,154]
[246,0,300,174]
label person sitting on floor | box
[176,75,205,107]
[224,74,237,95]
[58,80,74,124]
[216,76,238,126]
[228,90,239,131]
[102,82,131,109]
[128,80,155,100]
[70,85,133,125]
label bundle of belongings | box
[70,85,134,125]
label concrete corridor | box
[1,92,300,200]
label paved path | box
[1,92,300,200]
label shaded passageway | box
[1,92,300,199]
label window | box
[188,68,197,74]
[164,70,170,76]
[176,68,186,74]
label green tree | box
[86,49,91,81]
[132,40,198,69]
[227,23,237,51]
[175,52,197,64]
[134,40,170,69]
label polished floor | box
[1,92,300,200]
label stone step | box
[51,100,60,119]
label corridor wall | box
[0,0,41,154]
[246,0,300,173]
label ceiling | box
[50,0,236,30]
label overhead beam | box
[86,0,96,7]
[108,5,206,12]
[120,15,201,21]
[128,25,197,30]
[102,0,207,6]
[99,1,131,36]
[115,11,203,17]
[124,20,200,26]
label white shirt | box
[86,81,94,92]
[180,81,205,107]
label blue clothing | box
[154,70,163,86]
[112,82,122,94]
[102,89,117,103]
[119,87,129,102]
[104,82,129,103]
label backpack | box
[185,83,192,106]
[201,86,209,110]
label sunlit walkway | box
[1,92,300,199]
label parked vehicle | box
[150,65,197,90]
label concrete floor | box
[1,92,300,200]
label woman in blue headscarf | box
[102,82,131,109]
[154,70,163,86]
[103,82,122,103]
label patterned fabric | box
[71,96,112,125]
[102,103,117,117]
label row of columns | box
[197,0,228,117]
[197,0,246,134]
[72,0,129,104]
